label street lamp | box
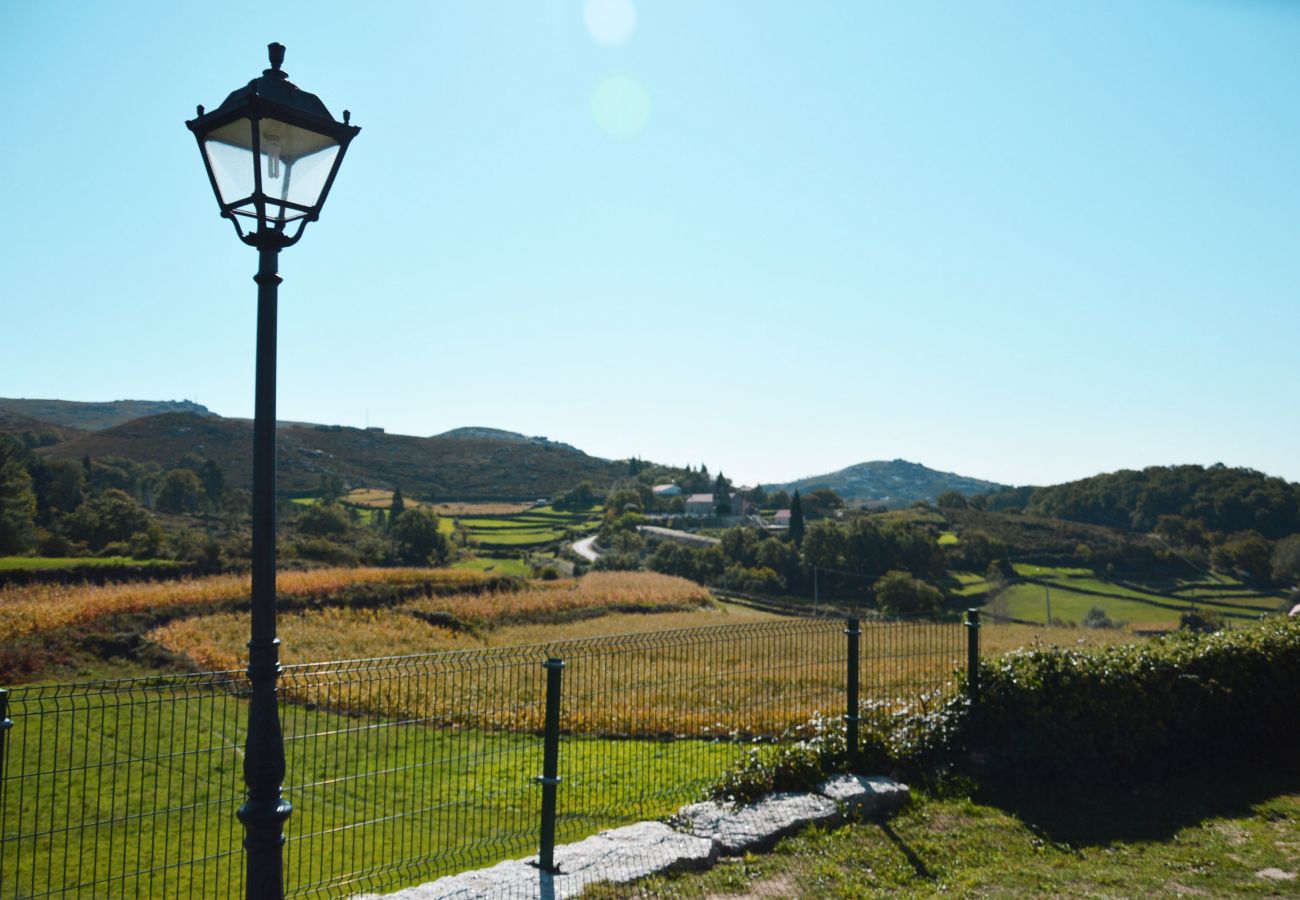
[187,43,359,899]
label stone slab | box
[676,791,842,856]
[356,821,716,899]
[817,774,910,817]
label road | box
[571,534,601,562]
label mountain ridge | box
[772,459,1009,507]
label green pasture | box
[473,529,562,544]
[0,688,738,898]
[996,564,1284,626]
[0,556,180,572]
[451,556,532,578]
[937,531,959,545]
[947,571,992,597]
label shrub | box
[874,570,943,617]
[1081,605,1121,629]
[297,503,350,536]
[1179,607,1225,634]
[971,617,1300,787]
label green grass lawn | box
[1,687,740,898]
[471,530,564,546]
[996,564,1284,627]
[0,555,180,571]
[937,531,959,546]
[451,556,532,578]
[946,571,991,597]
[592,769,1300,898]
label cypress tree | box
[789,489,805,547]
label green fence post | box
[965,609,981,706]
[536,658,565,873]
[844,618,860,765]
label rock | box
[676,792,842,855]
[1256,868,1297,882]
[817,774,910,817]
[358,821,715,899]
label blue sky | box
[2,1,1297,489]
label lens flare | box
[584,0,637,47]
[592,76,651,137]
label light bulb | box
[264,132,282,179]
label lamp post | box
[187,43,358,899]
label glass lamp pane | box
[202,118,256,207]
[258,118,340,221]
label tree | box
[317,473,344,504]
[1211,531,1273,585]
[0,436,37,554]
[155,469,204,514]
[390,509,450,566]
[297,502,350,536]
[554,480,596,511]
[873,570,943,617]
[31,457,84,524]
[769,489,790,509]
[198,459,226,507]
[1179,607,1225,634]
[936,490,968,510]
[789,490,806,546]
[721,526,761,568]
[1272,534,1300,588]
[713,472,732,515]
[63,489,151,551]
[390,486,406,520]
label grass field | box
[0,557,1179,898]
[0,684,739,898]
[0,555,181,571]
[947,571,991,597]
[451,555,533,577]
[995,564,1286,628]
[591,769,1300,898]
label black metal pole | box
[237,243,291,900]
[844,618,860,765]
[0,688,11,782]
[965,608,981,707]
[537,657,565,873]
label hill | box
[0,410,89,448]
[773,459,1007,507]
[0,398,214,432]
[1006,464,1300,539]
[37,412,625,501]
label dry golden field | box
[341,489,534,517]
[149,572,715,667]
[0,567,490,643]
[147,596,1125,739]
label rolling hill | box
[773,459,1008,507]
[0,398,214,431]
[32,412,624,501]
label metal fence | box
[0,616,969,898]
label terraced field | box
[994,564,1287,627]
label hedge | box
[971,616,1300,786]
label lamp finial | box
[268,42,286,71]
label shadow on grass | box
[972,757,1300,848]
[878,821,933,880]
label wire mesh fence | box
[0,615,968,898]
